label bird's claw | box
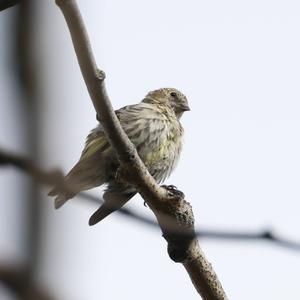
[143,201,148,207]
[161,184,184,200]
[165,184,177,190]
[115,167,125,182]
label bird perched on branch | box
[48,88,190,225]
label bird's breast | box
[120,104,184,183]
[136,121,183,183]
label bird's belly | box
[138,139,181,184]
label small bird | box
[48,88,190,225]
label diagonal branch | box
[55,0,164,201]
[54,1,227,299]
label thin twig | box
[2,148,300,253]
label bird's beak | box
[182,104,191,112]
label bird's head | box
[143,88,190,119]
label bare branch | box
[0,149,64,186]
[54,1,228,298]
[0,0,20,11]
[2,148,300,253]
[55,0,163,200]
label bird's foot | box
[115,168,121,182]
[161,185,185,201]
[115,167,126,183]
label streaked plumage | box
[48,88,190,225]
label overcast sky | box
[1,1,300,299]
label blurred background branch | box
[0,264,55,300]
[15,0,42,287]
[1,148,300,252]
[0,0,20,12]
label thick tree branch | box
[55,0,164,202]
[47,0,227,298]
[54,1,227,299]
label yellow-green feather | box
[81,132,109,159]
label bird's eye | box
[170,92,177,98]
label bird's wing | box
[81,105,139,160]
[81,102,170,178]
[80,127,110,160]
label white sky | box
[1,0,300,299]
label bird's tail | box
[48,156,106,209]
[89,191,136,225]
[48,186,75,209]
